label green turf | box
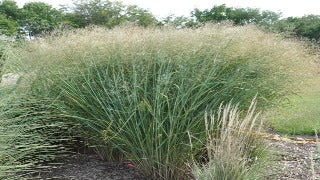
[269,82,320,135]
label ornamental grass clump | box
[192,100,267,180]
[0,92,69,179]
[2,24,316,179]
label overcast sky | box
[16,0,320,18]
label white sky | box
[16,0,320,18]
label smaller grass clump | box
[192,100,268,180]
[0,91,69,179]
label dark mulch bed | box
[32,154,146,180]
[33,134,320,179]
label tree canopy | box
[20,2,63,36]
[0,0,320,42]
[0,0,20,20]
[192,4,281,26]
[0,0,19,36]
[0,13,17,35]
[0,0,157,37]
[67,0,157,28]
[273,15,320,41]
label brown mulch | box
[265,135,320,179]
[34,134,320,180]
[32,154,146,180]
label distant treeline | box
[0,0,320,41]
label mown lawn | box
[269,78,320,135]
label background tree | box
[0,0,20,20]
[192,5,230,23]
[160,15,198,28]
[227,7,260,25]
[125,5,157,27]
[274,15,320,41]
[1,0,320,42]
[0,0,19,36]
[20,2,63,36]
[69,0,125,28]
[259,10,281,26]
[0,13,17,35]
[192,4,281,26]
[69,0,157,28]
